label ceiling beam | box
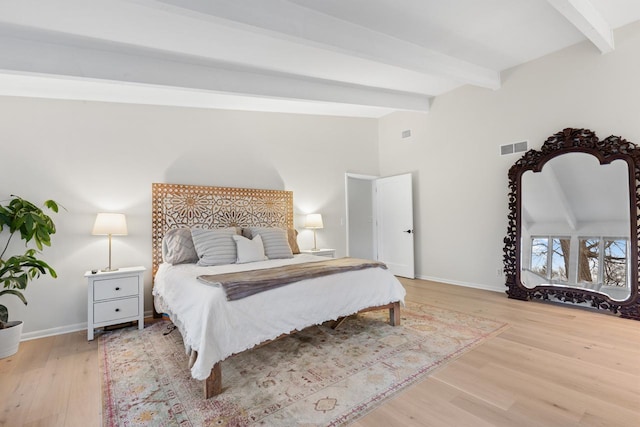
[0,0,500,92]
[0,32,430,115]
[156,0,500,90]
[547,0,614,53]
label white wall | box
[378,21,640,292]
[0,97,379,337]
[6,21,640,337]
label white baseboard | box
[19,310,157,342]
[20,322,87,341]
[416,275,505,294]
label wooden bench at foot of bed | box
[203,301,402,399]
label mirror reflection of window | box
[603,238,627,287]
[578,237,628,288]
[578,238,599,284]
[530,237,548,278]
[529,236,570,282]
[551,237,570,281]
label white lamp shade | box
[304,213,323,229]
[92,213,128,236]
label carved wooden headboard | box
[151,183,294,275]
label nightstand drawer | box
[300,249,335,258]
[94,297,139,323]
[93,276,139,301]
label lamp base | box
[311,230,320,253]
[101,267,119,272]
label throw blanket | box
[197,257,388,301]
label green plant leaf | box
[44,200,59,213]
[0,289,27,305]
[0,195,60,322]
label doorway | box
[345,172,415,278]
[345,174,377,260]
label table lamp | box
[92,213,128,271]
[304,213,323,251]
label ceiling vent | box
[500,141,528,156]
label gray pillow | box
[248,227,293,259]
[162,228,198,265]
[191,227,239,266]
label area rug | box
[100,302,507,426]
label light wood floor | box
[1,279,639,426]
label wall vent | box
[500,140,528,156]
[401,129,412,139]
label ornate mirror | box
[504,128,640,320]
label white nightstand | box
[85,266,145,340]
[300,249,336,258]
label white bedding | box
[153,254,406,380]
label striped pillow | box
[248,227,293,259]
[191,227,239,266]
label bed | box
[151,183,406,398]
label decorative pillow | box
[162,228,198,265]
[242,227,300,255]
[287,228,300,254]
[232,234,266,263]
[241,227,252,239]
[248,227,293,259]
[190,227,239,266]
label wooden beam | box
[204,362,222,399]
[332,316,348,329]
[547,0,614,53]
[390,301,401,326]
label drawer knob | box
[115,308,120,312]
[115,287,120,291]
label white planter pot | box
[0,321,23,359]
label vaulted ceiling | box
[522,153,630,231]
[1,0,639,117]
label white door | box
[375,173,415,278]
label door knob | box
[403,229,413,234]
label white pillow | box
[232,234,266,263]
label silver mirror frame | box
[504,128,640,320]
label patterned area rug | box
[100,302,507,426]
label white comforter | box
[152,254,406,380]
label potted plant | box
[0,195,59,358]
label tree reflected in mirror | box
[578,238,628,288]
